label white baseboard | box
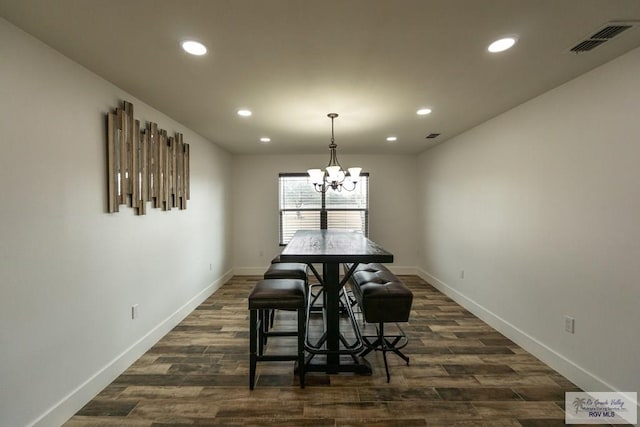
[416,268,638,413]
[31,269,234,427]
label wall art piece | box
[107,101,190,215]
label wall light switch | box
[132,304,139,320]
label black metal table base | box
[280,231,394,376]
[302,268,371,374]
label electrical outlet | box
[209,263,212,271]
[564,315,575,334]
[460,269,465,279]
[132,304,139,320]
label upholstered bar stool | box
[270,255,327,308]
[264,261,309,281]
[248,278,306,389]
[263,259,309,330]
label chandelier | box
[307,113,361,193]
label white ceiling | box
[2,0,640,154]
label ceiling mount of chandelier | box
[308,113,361,193]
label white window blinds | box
[279,173,369,245]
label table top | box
[280,230,394,264]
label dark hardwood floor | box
[65,275,588,426]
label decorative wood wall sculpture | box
[107,101,190,215]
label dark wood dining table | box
[279,229,394,374]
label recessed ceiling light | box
[416,108,432,116]
[181,40,207,56]
[488,37,517,53]
[237,109,252,117]
[386,136,398,142]
[259,137,271,143]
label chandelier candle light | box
[308,113,361,192]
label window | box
[279,173,369,245]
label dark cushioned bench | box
[346,263,413,382]
[349,263,413,324]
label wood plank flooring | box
[65,275,589,426]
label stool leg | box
[249,309,257,390]
[297,306,306,389]
[259,310,266,356]
[378,323,391,383]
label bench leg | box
[298,306,306,388]
[385,335,410,365]
[249,309,257,390]
[378,323,392,383]
[360,322,411,383]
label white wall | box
[417,46,640,400]
[0,19,233,427]
[232,154,419,274]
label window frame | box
[278,172,369,246]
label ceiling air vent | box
[591,25,632,39]
[570,21,639,53]
[425,133,440,139]
[570,39,607,53]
